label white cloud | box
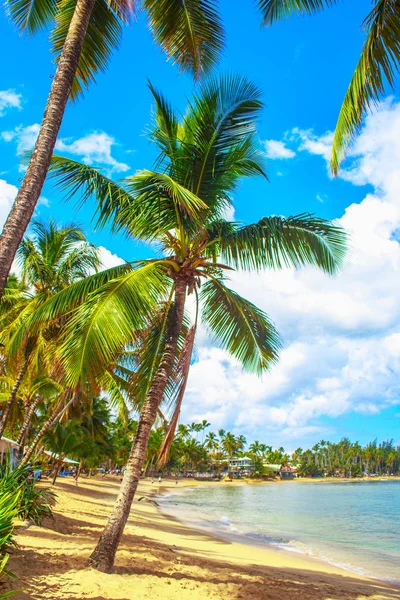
[180,100,400,446]
[98,246,125,270]
[1,127,129,173]
[0,90,22,117]
[292,127,334,161]
[56,131,129,172]
[2,123,40,155]
[264,139,295,159]
[0,178,17,230]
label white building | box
[0,436,20,468]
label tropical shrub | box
[0,462,55,525]
[0,492,19,598]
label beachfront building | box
[263,463,298,479]
[0,436,20,468]
[227,456,254,477]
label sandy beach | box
[5,476,399,600]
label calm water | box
[158,480,400,583]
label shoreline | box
[154,477,399,584]
[5,476,399,599]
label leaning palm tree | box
[28,74,346,570]
[0,0,224,295]
[257,0,400,173]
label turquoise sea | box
[158,480,400,584]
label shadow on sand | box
[5,478,399,600]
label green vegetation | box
[0,0,224,295]
[0,492,18,599]
[0,462,55,525]
[0,76,346,572]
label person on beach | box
[151,477,154,483]
[158,475,162,483]
[74,470,78,486]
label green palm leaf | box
[51,0,135,99]
[4,0,57,33]
[185,74,265,204]
[57,261,172,385]
[217,214,347,274]
[49,155,135,233]
[200,278,281,375]
[144,0,224,78]
[331,0,400,173]
[257,0,336,24]
[6,262,132,358]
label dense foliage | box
[0,462,55,525]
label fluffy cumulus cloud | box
[264,139,295,159]
[2,123,40,155]
[98,246,125,270]
[1,126,129,173]
[180,100,400,446]
[56,132,129,172]
[0,90,22,117]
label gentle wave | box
[157,481,400,585]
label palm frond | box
[216,214,347,274]
[157,325,196,468]
[6,263,132,358]
[5,0,57,33]
[331,0,400,173]
[49,156,133,231]
[51,0,136,99]
[122,170,208,239]
[148,81,180,172]
[257,0,337,24]
[57,261,172,386]
[144,0,224,78]
[183,74,265,208]
[200,278,281,374]
[98,369,131,421]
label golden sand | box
[5,476,399,599]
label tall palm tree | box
[28,74,346,570]
[257,0,400,173]
[204,431,219,455]
[0,0,224,296]
[0,220,100,438]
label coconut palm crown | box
[27,74,347,571]
[45,75,346,384]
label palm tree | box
[204,431,219,455]
[0,0,224,296]
[29,74,346,571]
[249,440,262,456]
[43,420,83,484]
[0,220,100,438]
[257,0,400,173]
[177,423,191,440]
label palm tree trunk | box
[17,396,41,449]
[52,459,63,485]
[20,395,75,466]
[88,279,187,572]
[0,363,27,439]
[0,0,96,296]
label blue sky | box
[1,1,399,450]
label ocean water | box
[158,480,400,583]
